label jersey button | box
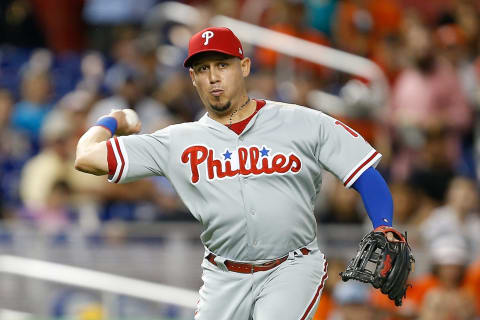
[249,209,256,215]
[253,241,258,246]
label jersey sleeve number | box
[335,120,359,137]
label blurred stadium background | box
[1,0,480,319]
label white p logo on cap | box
[202,31,214,45]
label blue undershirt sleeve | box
[352,167,393,228]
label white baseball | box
[123,108,140,127]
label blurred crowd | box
[1,0,480,319]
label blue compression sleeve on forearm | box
[352,167,393,228]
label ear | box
[189,68,197,87]
[240,57,251,78]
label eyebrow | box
[192,56,232,67]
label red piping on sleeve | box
[106,139,117,177]
[113,137,126,183]
[344,151,379,186]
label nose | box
[208,66,220,84]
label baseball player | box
[75,27,400,319]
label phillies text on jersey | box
[181,145,302,184]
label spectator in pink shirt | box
[390,22,471,180]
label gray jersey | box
[107,100,381,261]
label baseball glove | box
[340,226,415,306]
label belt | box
[206,248,310,274]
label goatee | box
[210,101,231,113]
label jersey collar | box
[198,100,269,136]
[198,112,236,135]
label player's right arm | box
[75,110,140,175]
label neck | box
[208,95,254,125]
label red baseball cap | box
[184,27,244,68]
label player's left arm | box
[352,167,401,242]
[341,168,414,306]
[314,112,401,239]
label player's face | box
[189,53,250,115]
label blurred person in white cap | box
[370,234,476,320]
[405,235,476,319]
[429,235,471,289]
[420,176,480,257]
[20,108,77,208]
[327,281,373,320]
[18,108,81,232]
